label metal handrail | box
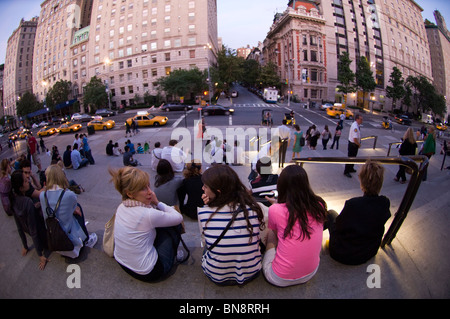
[361,136,378,149]
[292,155,429,248]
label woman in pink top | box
[262,165,327,287]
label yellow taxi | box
[19,129,30,139]
[37,126,58,137]
[57,122,82,134]
[126,112,168,127]
[436,123,448,131]
[87,118,115,131]
[326,105,354,119]
[8,132,18,140]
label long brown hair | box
[201,165,265,239]
[277,165,327,240]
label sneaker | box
[85,233,98,248]
[176,248,186,263]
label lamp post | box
[103,58,113,110]
[204,43,213,106]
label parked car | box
[87,119,116,131]
[395,115,412,126]
[71,113,93,122]
[161,103,193,112]
[95,108,116,117]
[202,105,235,116]
[126,112,168,127]
[37,126,58,137]
[38,121,49,127]
[51,116,65,124]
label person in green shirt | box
[421,126,436,181]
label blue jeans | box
[119,225,182,282]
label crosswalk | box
[232,103,281,108]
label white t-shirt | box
[161,146,187,172]
[113,202,183,275]
[348,121,361,144]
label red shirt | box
[28,136,37,154]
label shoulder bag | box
[103,212,116,257]
[207,208,240,252]
[44,190,74,252]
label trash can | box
[87,125,95,135]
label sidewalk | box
[0,123,449,299]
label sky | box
[0,0,448,65]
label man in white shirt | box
[344,114,363,178]
[277,120,291,168]
[161,139,187,173]
[150,142,163,171]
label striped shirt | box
[198,205,262,285]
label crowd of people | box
[0,113,440,288]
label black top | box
[399,140,417,156]
[63,150,72,167]
[177,175,204,220]
[329,195,391,265]
[13,195,49,257]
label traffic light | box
[203,91,209,96]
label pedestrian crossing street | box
[232,103,281,108]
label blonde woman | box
[326,161,391,265]
[40,165,97,258]
[109,167,185,282]
[394,128,417,184]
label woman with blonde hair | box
[0,159,13,216]
[326,161,391,265]
[40,165,97,259]
[109,166,185,282]
[394,127,417,184]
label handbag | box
[103,213,116,257]
[44,190,74,252]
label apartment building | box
[3,18,38,117]
[263,0,432,112]
[426,11,450,118]
[33,0,92,103]
[88,0,219,108]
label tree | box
[83,76,108,113]
[217,46,244,90]
[258,61,281,89]
[337,52,356,106]
[16,91,40,117]
[46,80,72,111]
[241,59,261,88]
[386,67,405,111]
[355,56,376,109]
[155,68,207,100]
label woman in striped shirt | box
[198,165,265,286]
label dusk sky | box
[0,0,448,64]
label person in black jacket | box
[325,161,391,265]
[394,128,417,184]
[177,161,204,220]
[11,170,50,270]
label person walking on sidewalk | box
[277,120,291,168]
[344,115,363,178]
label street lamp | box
[103,58,113,110]
[204,44,213,106]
